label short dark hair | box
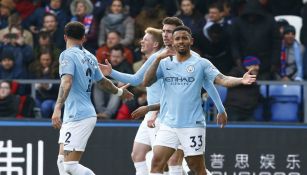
[172,26,192,35]
[110,44,124,53]
[162,17,184,27]
[64,21,85,40]
[43,12,57,22]
[209,2,224,12]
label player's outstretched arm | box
[214,69,256,88]
[96,78,134,100]
[131,103,160,119]
[52,74,73,129]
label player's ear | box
[153,41,159,48]
[190,37,194,46]
[82,36,86,43]
[64,35,67,42]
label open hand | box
[98,59,112,76]
[242,68,257,85]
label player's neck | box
[176,52,191,62]
[66,40,83,49]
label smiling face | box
[172,30,193,55]
[140,33,156,54]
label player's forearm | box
[97,78,119,94]
[147,103,160,112]
[214,74,243,88]
[55,75,72,110]
[143,57,161,87]
[204,83,225,113]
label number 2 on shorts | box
[65,132,72,144]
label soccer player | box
[143,26,256,175]
[51,21,133,175]
[100,17,225,175]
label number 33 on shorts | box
[190,135,203,151]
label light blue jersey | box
[156,54,220,128]
[110,50,163,105]
[59,46,104,123]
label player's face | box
[172,30,193,55]
[162,24,177,47]
[140,33,155,54]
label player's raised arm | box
[52,74,72,129]
[143,49,174,87]
[214,68,257,88]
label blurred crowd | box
[0,0,306,120]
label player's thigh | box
[177,127,206,157]
[132,141,152,159]
[185,154,206,171]
[134,118,152,146]
[58,117,97,153]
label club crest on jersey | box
[186,65,195,73]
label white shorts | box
[154,124,206,157]
[134,111,160,147]
[58,117,97,151]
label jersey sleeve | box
[202,59,220,82]
[110,52,158,86]
[59,52,75,77]
[156,60,164,79]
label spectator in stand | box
[276,18,289,37]
[33,29,61,60]
[109,44,134,74]
[201,23,234,74]
[230,0,281,80]
[0,50,27,79]
[175,0,205,52]
[0,26,34,75]
[224,56,261,121]
[301,1,307,80]
[29,49,59,118]
[0,13,33,47]
[0,80,19,117]
[0,0,15,30]
[14,0,41,22]
[275,25,304,81]
[96,30,133,64]
[134,1,166,45]
[23,0,68,38]
[203,2,229,42]
[98,0,135,47]
[70,0,98,54]
[41,13,65,50]
[93,44,133,119]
